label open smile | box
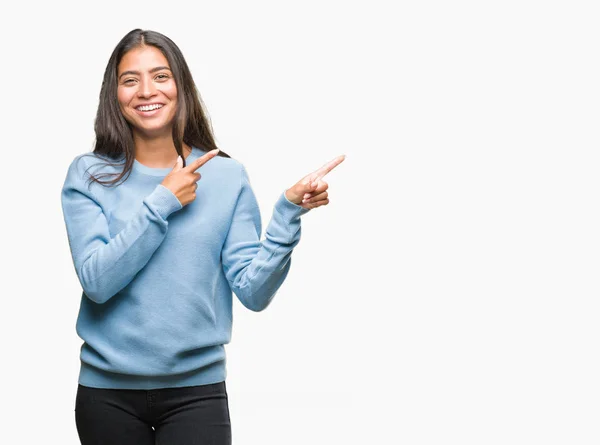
[135,103,165,114]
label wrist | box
[285,188,302,205]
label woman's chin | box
[133,124,173,140]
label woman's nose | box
[137,78,157,98]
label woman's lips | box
[134,103,165,117]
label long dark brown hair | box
[87,28,229,186]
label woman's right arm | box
[60,157,182,304]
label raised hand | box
[285,155,345,209]
[161,148,220,206]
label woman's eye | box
[123,79,136,85]
[155,74,169,81]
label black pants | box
[75,381,232,444]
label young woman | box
[61,28,344,444]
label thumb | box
[297,179,318,199]
[286,178,318,205]
[171,155,183,172]
[303,178,319,192]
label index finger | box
[184,148,220,172]
[313,155,346,179]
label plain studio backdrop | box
[1,1,599,444]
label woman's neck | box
[133,133,192,168]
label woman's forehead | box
[118,46,170,73]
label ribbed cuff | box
[275,191,310,222]
[145,184,183,220]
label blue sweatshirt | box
[61,147,309,389]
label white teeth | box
[137,104,163,111]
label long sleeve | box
[60,157,182,304]
[221,166,309,311]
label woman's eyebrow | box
[118,66,172,80]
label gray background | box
[1,0,598,443]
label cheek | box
[117,88,133,110]
[165,82,178,101]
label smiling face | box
[117,45,178,139]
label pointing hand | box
[161,149,220,207]
[285,155,345,209]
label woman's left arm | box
[221,156,344,311]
